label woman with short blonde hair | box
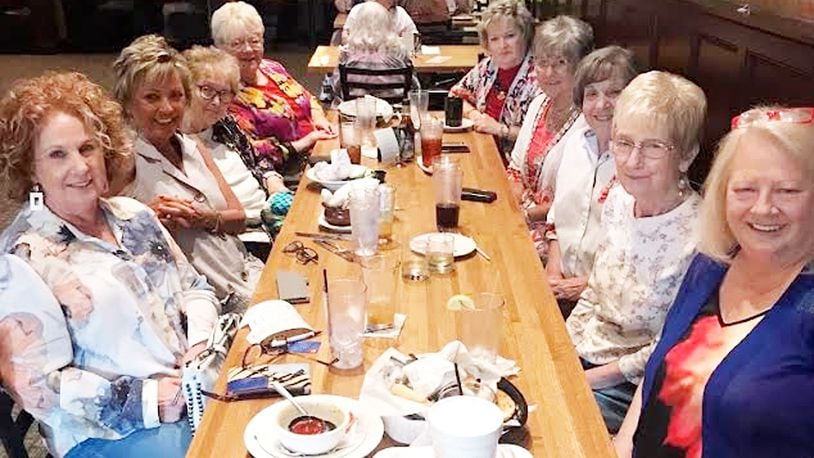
[450,0,539,155]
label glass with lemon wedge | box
[446,293,505,361]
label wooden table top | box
[306,45,483,73]
[186,129,614,457]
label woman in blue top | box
[614,106,814,458]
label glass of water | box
[349,187,381,257]
[427,233,455,274]
[326,278,367,369]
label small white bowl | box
[273,396,351,455]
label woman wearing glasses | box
[181,45,293,240]
[614,106,814,457]
[211,1,335,179]
[114,34,262,312]
[565,71,706,433]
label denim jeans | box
[65,421,192,458]
[580,358,637,434]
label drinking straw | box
[454,362,463,396]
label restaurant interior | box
[0,1,812,457]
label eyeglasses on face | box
[227,35,264,50]
[283,241,319,265]
[731,107,814,129]
[610,138,675,160]
[197,84,234,103]
[534,56,570,72]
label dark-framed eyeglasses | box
[283,241,319,265]
[197,84,235,103]
[610,138,675,160]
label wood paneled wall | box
[528,0,814,183]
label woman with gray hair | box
[565,71,706,433]
[450,0,538,155]
[211,1,335,179]
[114,34,262,312]
[330,1,420,104]
[544,46,638,312]
[506,15,593,258]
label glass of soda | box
[433,156,462,232]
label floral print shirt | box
[228,59,315,175]
[565,185,701,384]
[450,53,539,156]
[0,197,219,457]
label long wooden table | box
[186,129,615,457]
[307,45,482,73]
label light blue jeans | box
[581,358,637,434]
[65,421,192,458]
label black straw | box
[454,362,463,396]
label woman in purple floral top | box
[211,1,336,178]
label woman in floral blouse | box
[565,71,706,433]
[0,72,218,457]
[211,1,335,178]
[450,0,538,157]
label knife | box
[295,231,352,241]
[313,239,358,263]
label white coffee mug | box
[428,395,504,458]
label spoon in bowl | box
[270,381,329,434]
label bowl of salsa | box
[274,395,352,455]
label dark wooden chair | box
[338,63,415,105]
[0,389,36,458]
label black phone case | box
[461,187,497,203]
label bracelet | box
[208,212,223,234]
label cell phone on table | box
[461,187,497,203]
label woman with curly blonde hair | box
[0,71,219,457]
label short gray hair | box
[533,15,594,66]
[182,45,241,94]
[698,105,814,263]
[211,1,264,48]
[572,45,638,107]
[477,0,534,51]
[613,71,707,163]
[112,34,192,114]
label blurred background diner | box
[113,34,262,312]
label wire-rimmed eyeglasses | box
[610,138,675,160]
[283,241,319,265]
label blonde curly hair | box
[0,72,132,203]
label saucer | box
[244,395,384,458]
[373,444,532,457]
[443,118,474,133]
[409,232,477,258]
[318,211,352,233]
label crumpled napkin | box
[312,149,360,181]
[358,341,519,421]
[320,177,380,208]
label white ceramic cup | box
[428,396,504,458]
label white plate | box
[409,232,477,258]
[318,211,352,233]
[443,118,474,133]
[337,96,394,121]
[305,163,371,191]
[244,395,384,458]
[374,444,532,457]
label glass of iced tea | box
[339,118,361,164]
[360,253,400,329]
[420,116,444,168]
[433,157,462,232]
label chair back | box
[338,63,414,105]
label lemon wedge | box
[446,294,476,311]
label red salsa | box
[288,416,336,435]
